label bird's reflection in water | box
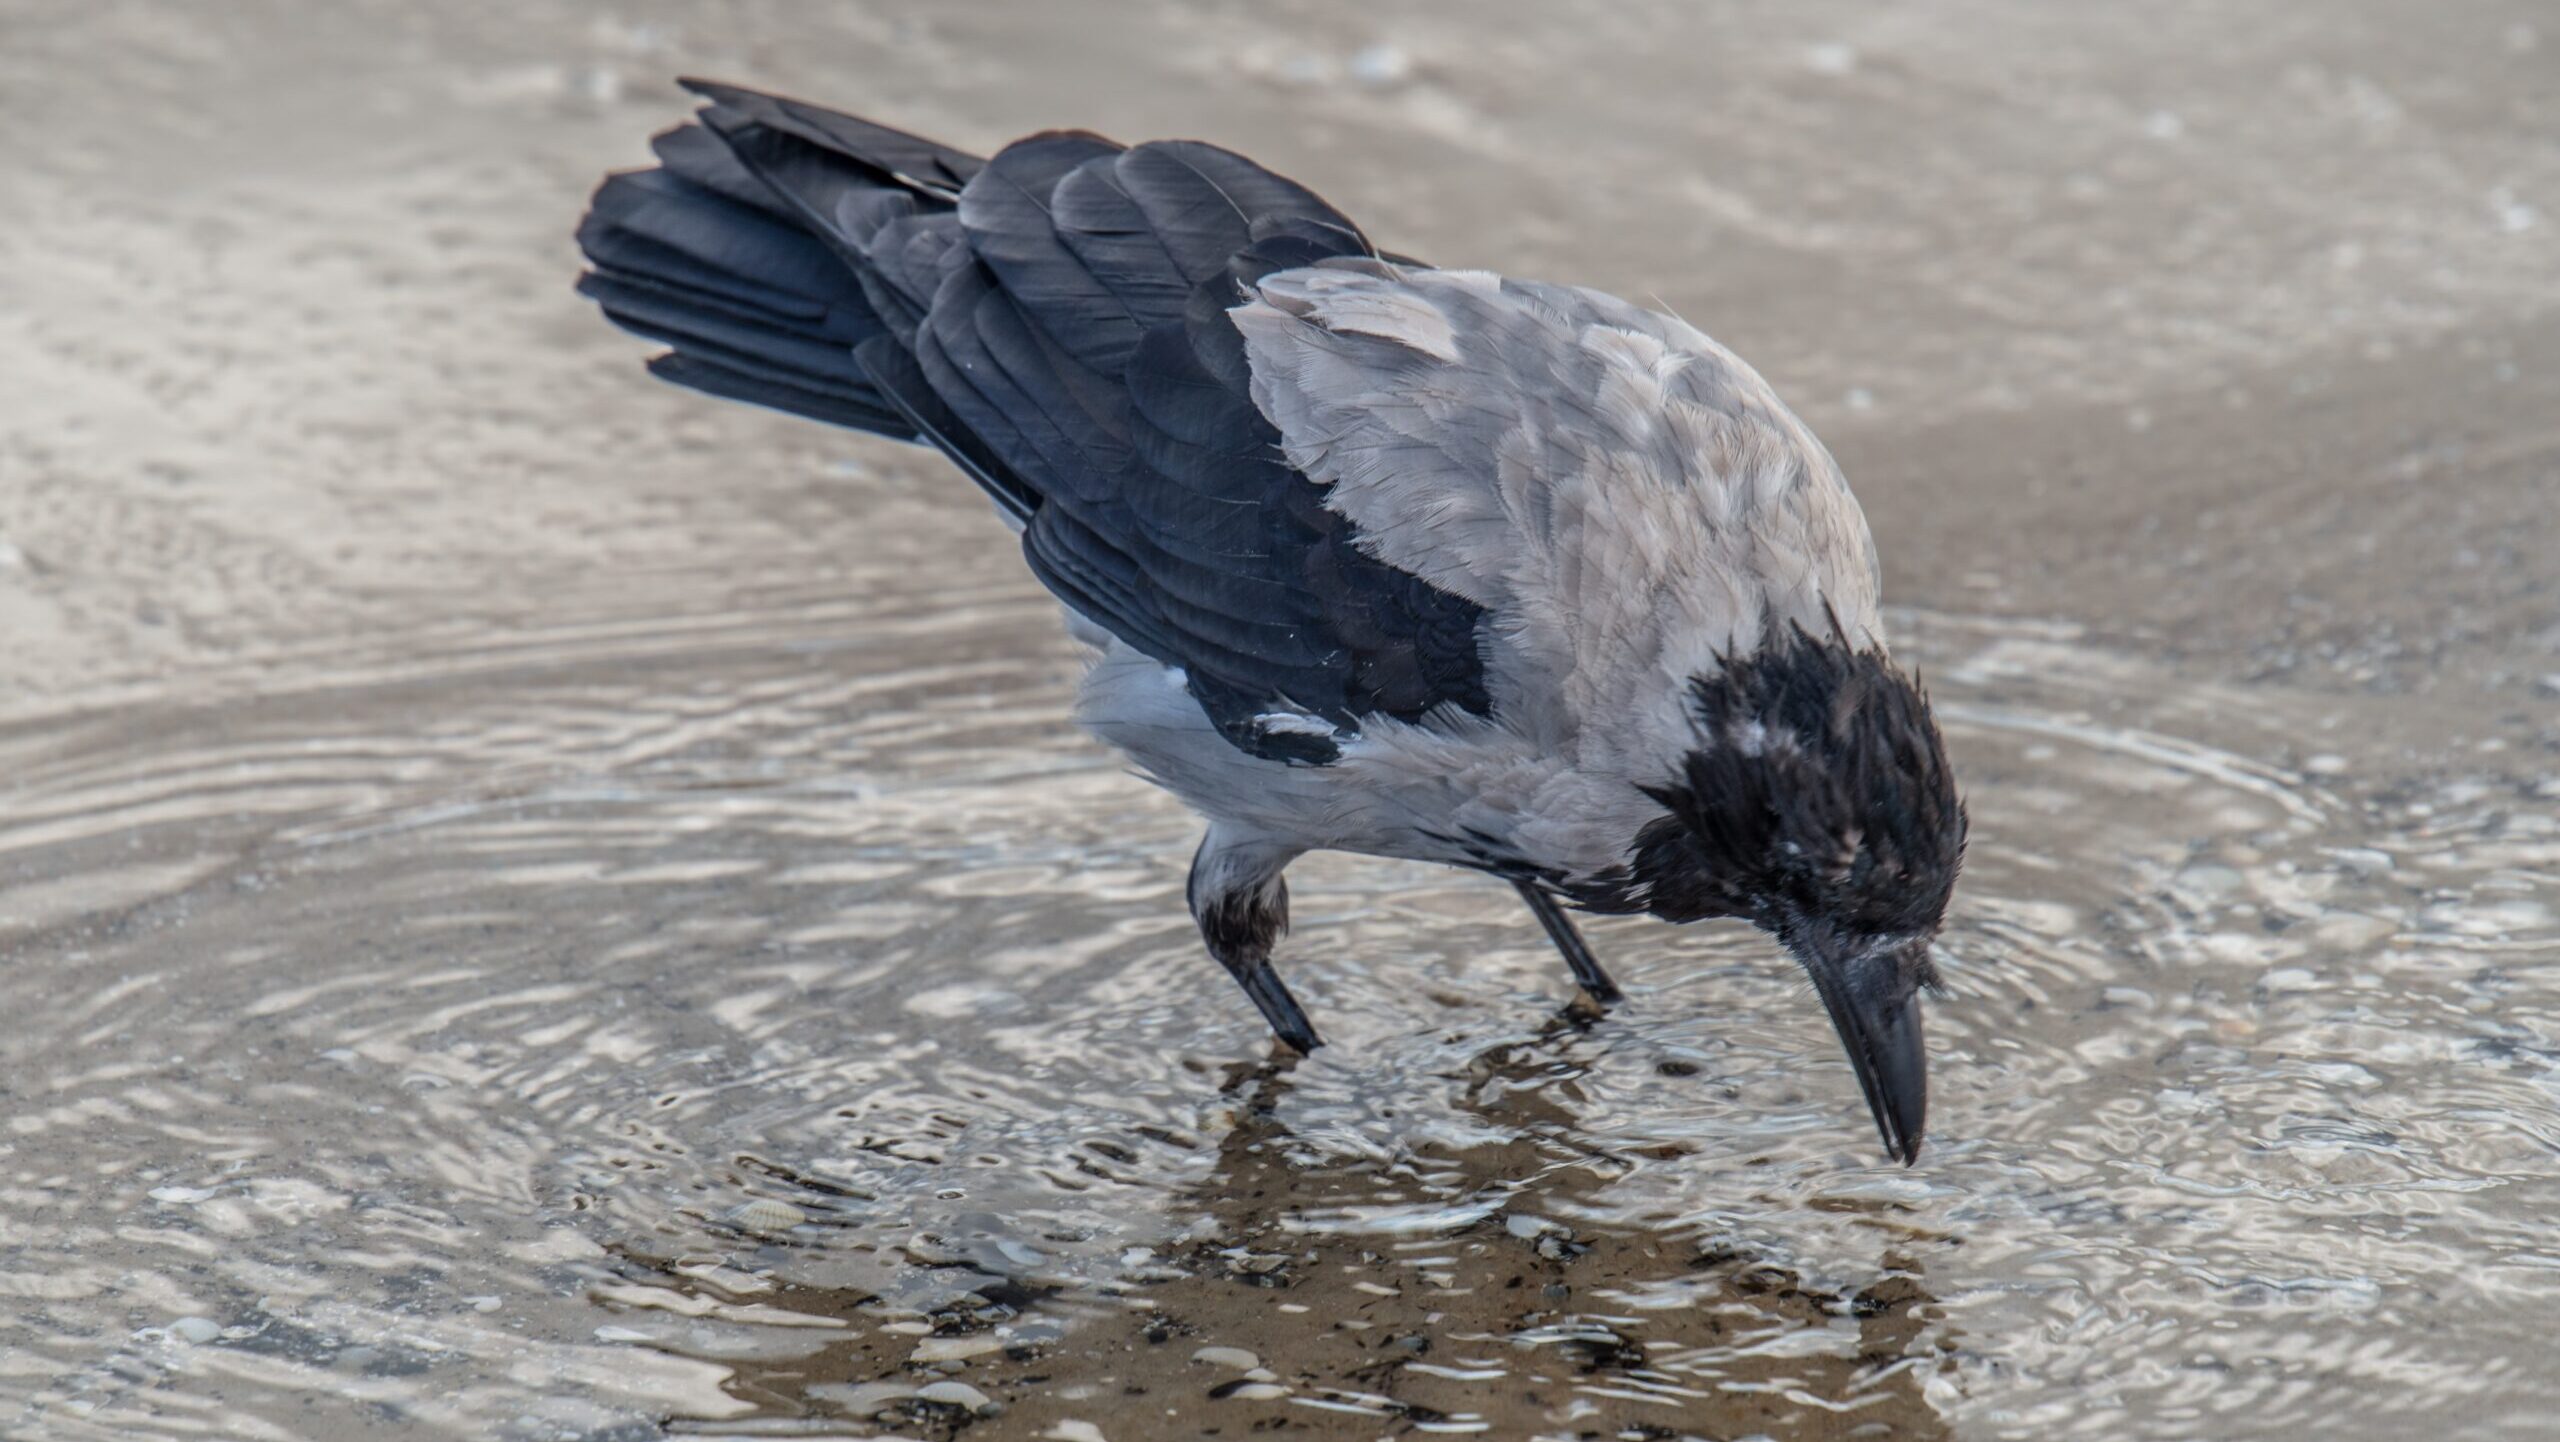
[642,1014,1954,1438]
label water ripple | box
[2,594,2555,1439]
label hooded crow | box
[574,82,1967,1164]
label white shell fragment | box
[725,1199,810,1235]
[915,1380,997,1412]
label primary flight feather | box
[575,81,1966,1163]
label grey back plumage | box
[1233,262,1885,779]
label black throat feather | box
[1620,625,1966,937]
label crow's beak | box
[1797,936,1929,1165]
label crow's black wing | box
[579,85,1491,762]
[930,131,1491,761]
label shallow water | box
[6,552,2556,1439]
[7,2,2560,1438]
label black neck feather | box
[1626,626,1966,939]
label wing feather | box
[585,86,1497,763]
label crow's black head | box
[1631,623,1967,1163]
[1634,626,1966,935]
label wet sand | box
[3,2,2558,1439]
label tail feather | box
[574,82,1042,519]
[577,171,904,434]
[676,82,981,349]
[645,351,909,435]
[575,84,995,443]
[577,167,874,337]
[679,78,983,197]
[578,268,908,434]
[646,121,793,218]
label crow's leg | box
[1513,879,1621,1005]
[1189,828,1319,1053]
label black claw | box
[1230,956,1321,1054]
[1515,879,1621,1004]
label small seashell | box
[169,1316,222,1344]
[913,1335,1004,1363]
[725,1199,808,1236]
